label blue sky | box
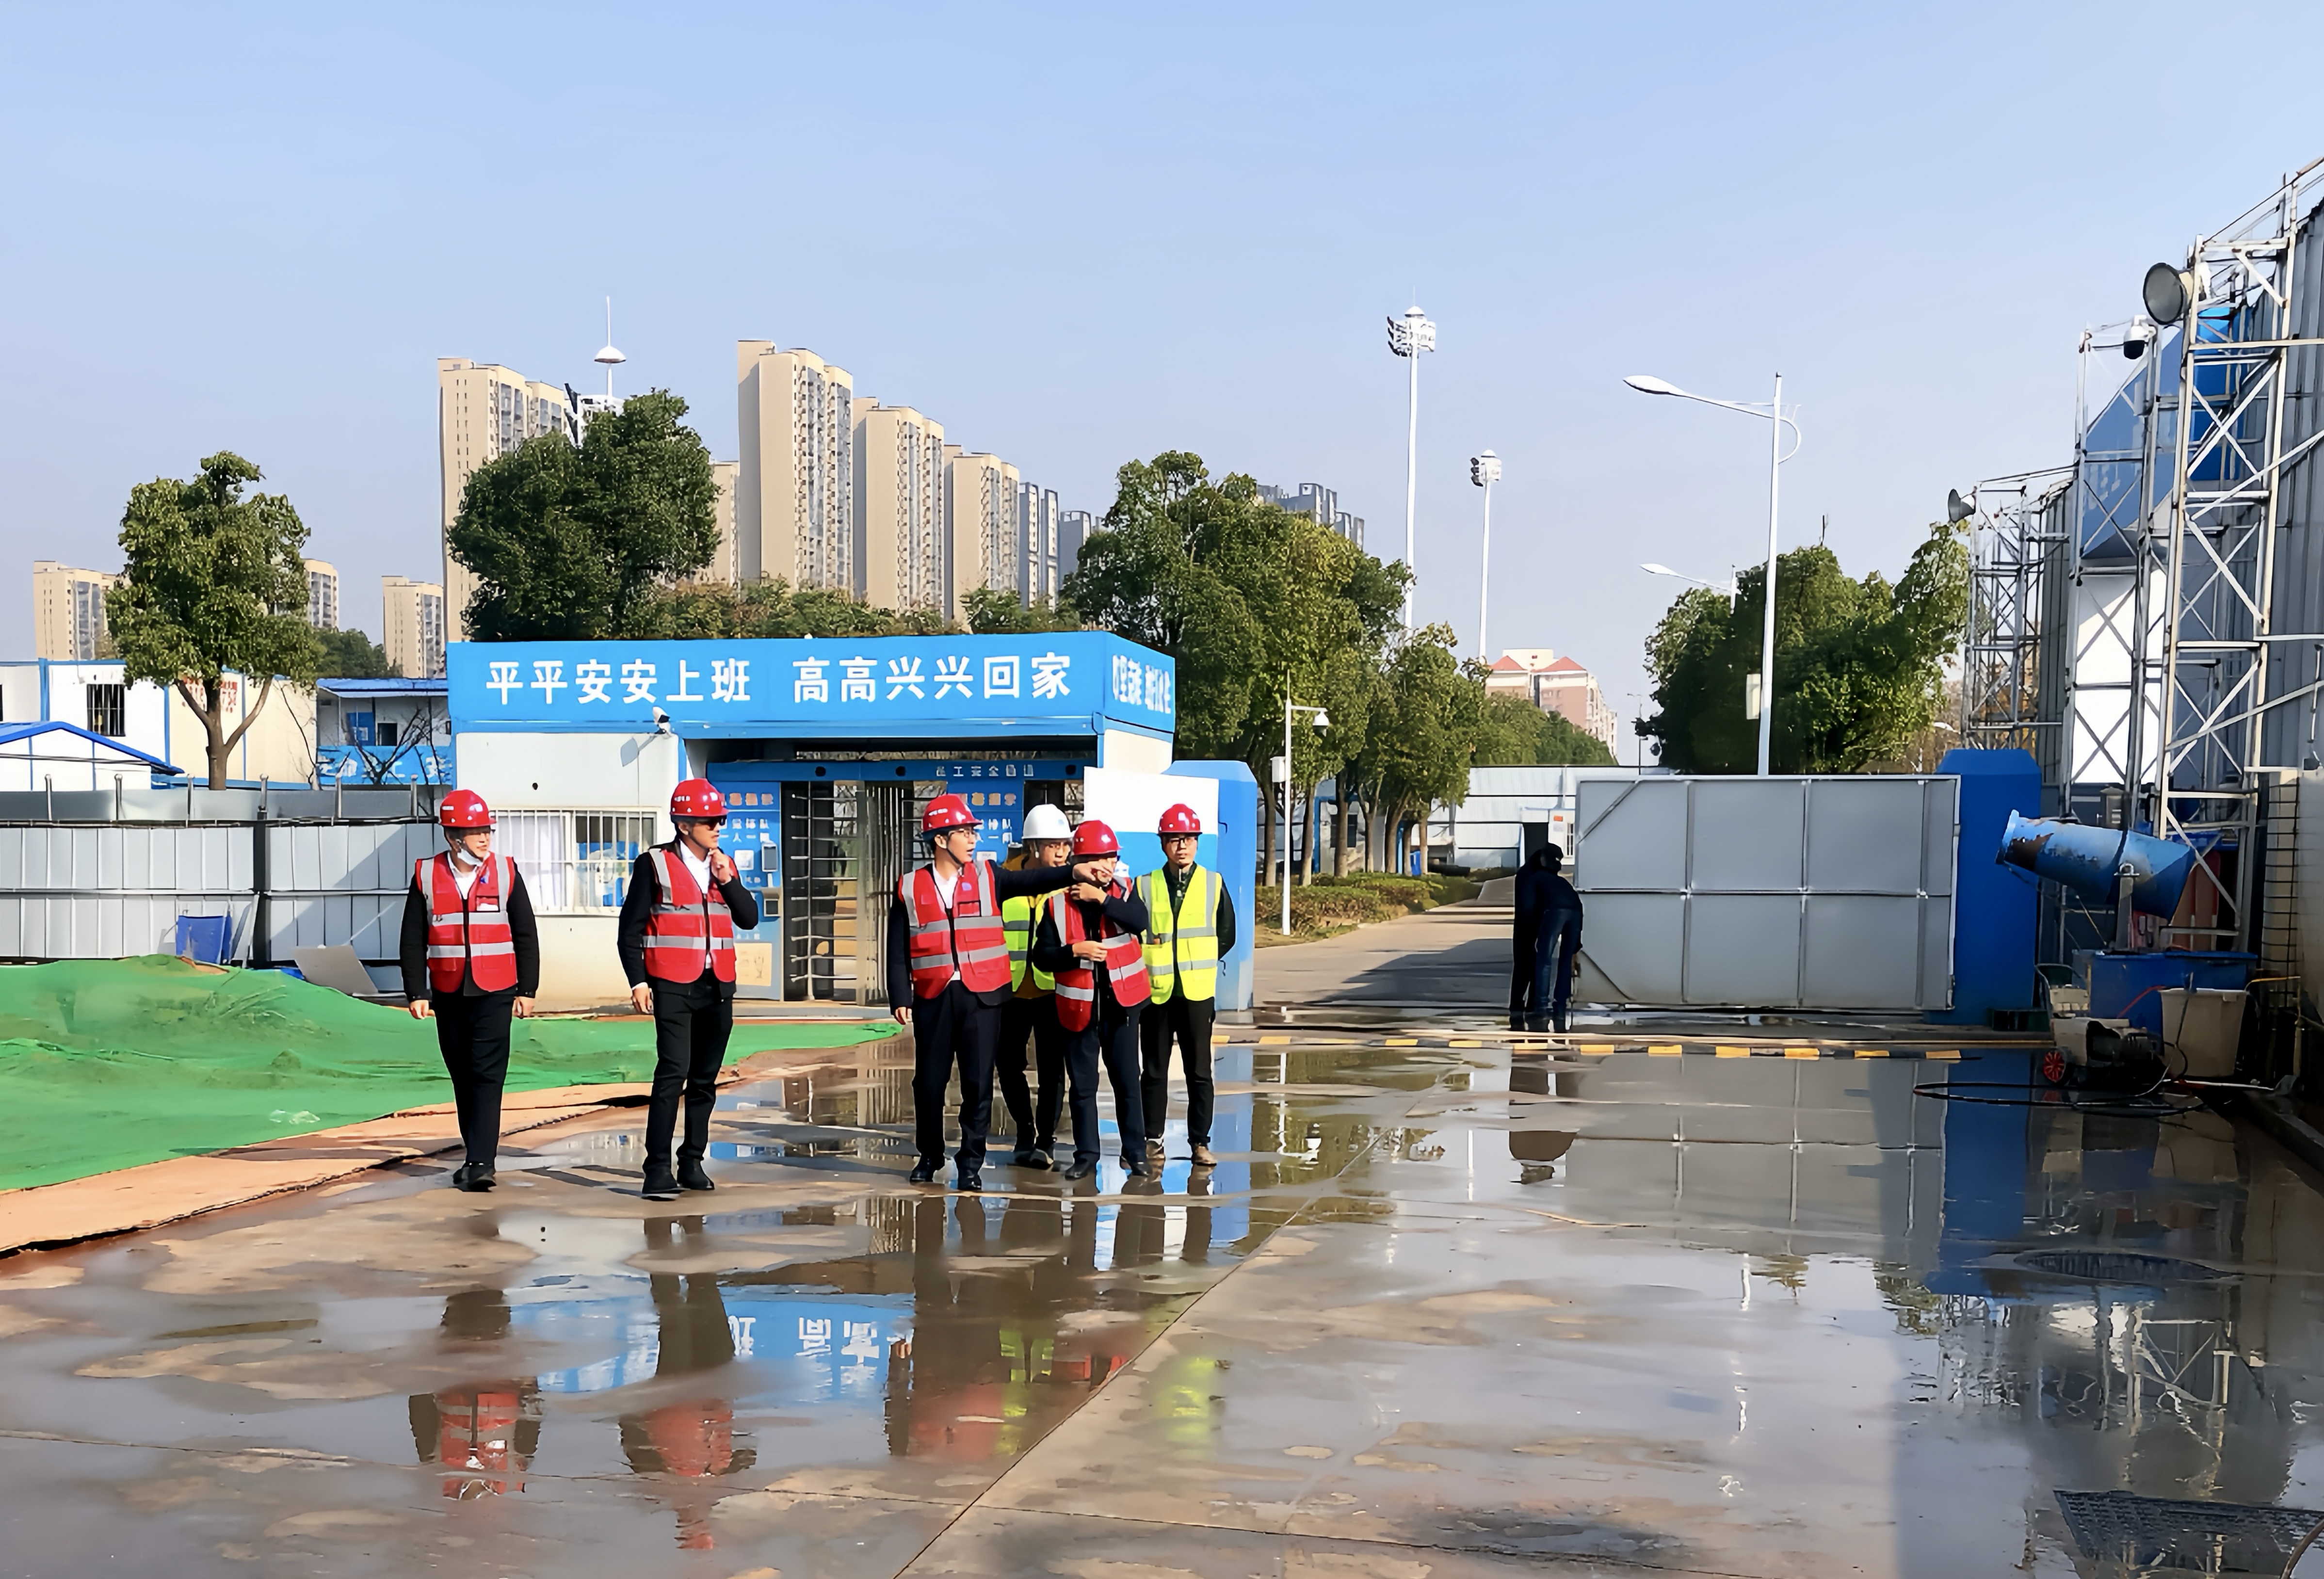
[5,2,2323,757]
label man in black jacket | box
[884,793,1093,1192]
[1030,820,1154,1183]
[400,790,540,1192]
[616,779,760,1201]
[1510,842,1583,1033]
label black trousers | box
[1140,993,1216,1148]
[1511,910,1582,1025]
[996,994,1065,1153]
[646,971,734,1175]
[910,981,1001,1173]
[1065,1004,1145,1168]
[434,990,515,1167]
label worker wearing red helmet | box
[398,789,540,1192]
[1028,818,1156,1182]
[884,791,1101,1190]
[1137,803,1236,1169]
[616,778,760,1200]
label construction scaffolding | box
[1960,157,2324,983]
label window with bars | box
[85,682,126,738]
[493,809,658,911]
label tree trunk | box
[1331,784,1347,876]
[205,683,229,790]
[1296,788,1311,887]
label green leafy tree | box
[1344,625,1485,871]
[108,452,323,788]
[315,626,401,678]
[1640,522,1969,773]
[451,390,719,640]
[963,587,1081,634]
[1471,691,1617,766]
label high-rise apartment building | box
[437,358,574,638]
[703,460,741,585]
[1058,510,1095,582]
[304,559,339,630]
[943,448,1020,620]
[1017,482,1062,602]
[736,341,855,592]
[383,576,447,680]
[31,562,119,660]
[853,401,947,613]
[1259,481,1366,550]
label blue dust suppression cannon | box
[1997,810,2196,917]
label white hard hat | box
[1022,804,1072,841]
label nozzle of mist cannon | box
[1998,810,2197,917]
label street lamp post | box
[1388,306,1436,630]
[1279,695,1331,935]
[1640,562,1738,607]
[1470,450,1501,663]
[1623,374,1800,775]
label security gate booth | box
[447,632,1253,1011]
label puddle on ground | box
[2,1035,2321,1577]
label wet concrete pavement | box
[5,1019,2324,1576]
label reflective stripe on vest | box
[1048,882,1151,1031]
[900,859,1012,999]
[1001,890,1056,995]
[417,852,518,994]
[644,846,737,983]
[1140,865,1219,1004]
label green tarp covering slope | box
[0,956,892,1191]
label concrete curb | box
[2221,1090,2324,1178]
[0,1036,901,1260]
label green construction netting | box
[0,956,895,1192]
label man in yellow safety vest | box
[1136,802,1236,1169]
[997,803,1074,1169]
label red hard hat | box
[438,789,492,829]
[1158,803,1202,836]
[922,793,979,833]
[1072,818,1119,856]
[670,778,726,819]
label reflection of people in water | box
[408,1289,541,1499]
[1508,1057,1577,1185]
[618,1216,754,1550]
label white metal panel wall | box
[1571,775,1957,1011]
[262,821,437,959]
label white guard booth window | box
[1571,774,1958,1012]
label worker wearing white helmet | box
[995,802,1075,1168]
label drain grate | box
[2056,1490,2324,1572]
[2018,1250,2228,1285]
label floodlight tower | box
[1387,305,1436,630]
[595,297,625,398]
[1469,450,1501,661]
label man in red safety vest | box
[617,779,760,1201]
[1029,819,1155,1183]
[884,793,1097,1191]
[399,789,540,1192]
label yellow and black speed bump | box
[1221,1031,2046,1061]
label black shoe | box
[677,1161,715,1192]
[641,1172,681,1202]
[956,1170,984,1192]
[1552,1009,1570,1033]
[1061,1159,1097,1181]
[450,1163,479,1192]
[907,1160,939,1185]
[1123,1156,1153,1179]
[1020,1147,1053,1171]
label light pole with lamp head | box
[1388,306,1436,630]
[1470,450,1501,662]
[1640,562,1738,607]
[1279,696,1331,934]
[1624,374,1801,776]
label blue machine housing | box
[1933,748,2040,1025]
